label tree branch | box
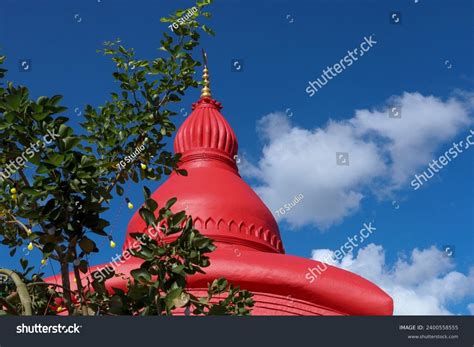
[0,268,32,315]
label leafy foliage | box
[0,0,254,316]
[87,188,254,316]
[0,260,60,315]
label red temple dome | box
[47,55,393,316]
[174,97,238,160]
[123,94,284,254]
[123,56,284,254]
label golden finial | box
[201,49,212,98]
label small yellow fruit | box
[56,306,64,312]
[127,202,134,209]
[10,188,17,194]
[41,259,46,265]
[110,240,116,248]
[11,194,17,200]
[140,163,147,170]
[27,242,33,251]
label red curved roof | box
[46,94,393,316]
[174,97,238,158]
[120,95,393,315]
[124,96,284,254]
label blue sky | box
[1,0,473,315]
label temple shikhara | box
[50,56,393,316]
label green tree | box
[0,0,254,316]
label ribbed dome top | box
[174,97,238,160]
[124,95,284,254]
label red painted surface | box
[47,96,393,316]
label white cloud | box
[243,92,473,229]
[311,244,474,315]
[468,303,474,315]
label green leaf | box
[139,207,156,226]
[78,260,88,274]
[109,295,123,314]
[50,95,63,105]
[41,199,56,217]
[58,124,73,138]
[5,93,21,110]
[134,245,154,260]
[160,17,174,23]
[130,268,151,283]
[165,288,189,309]
[116,184,124,196]
[32,111,49,121]
[143,186,152,199]
[145,198,158,212]
[42,243,55,253]
[165,197,177,209]
[171,211,186,226]
[63,137,81,151]
[168,94,181,102]
[79,237,96,253]
[201,25,215,36]
[171,264,185,275]
[20,258,28,270]
[36,96,48,105]
[44,154,64,167]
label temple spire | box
[201,49,212,98]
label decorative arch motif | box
[229,220,238,233]
[194,217,203,229]
[217,218,226,230]
[205,217,215,229]
[238,221,247,234]
[188,217,282,252]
